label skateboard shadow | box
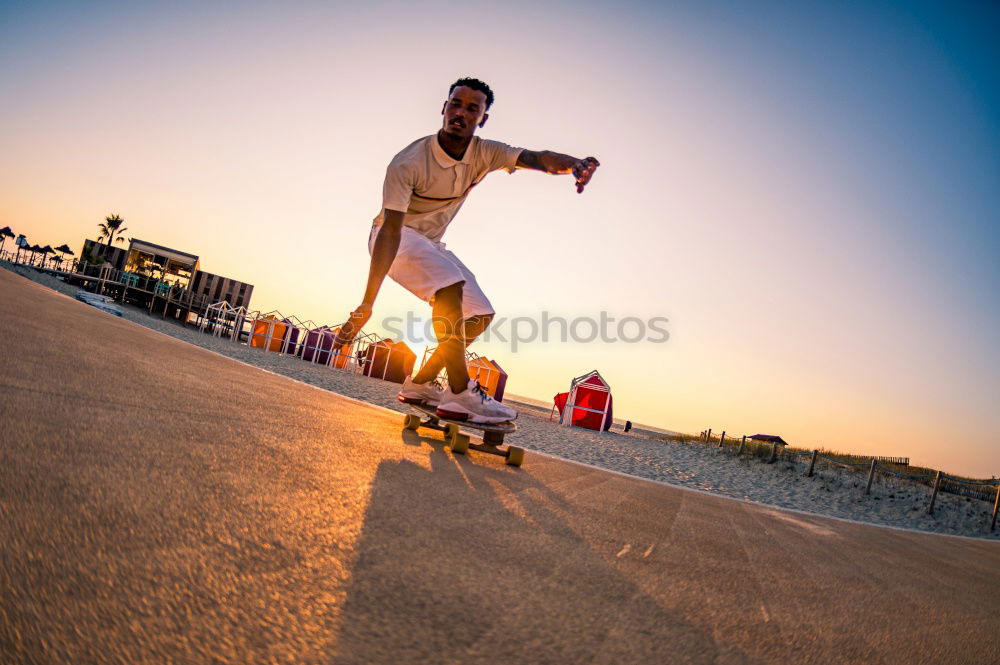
[399,428,429,448]
[326,435,750,664]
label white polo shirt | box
[373,134,523,243]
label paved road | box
[1,268,998,665]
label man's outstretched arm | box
[516,150,600,193]
[337,209,405,341]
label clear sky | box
[2,0,997,477]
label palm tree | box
[97,213,129,258]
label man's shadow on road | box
[327,429,749,664]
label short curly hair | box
[448,77,495,110]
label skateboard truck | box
[402,402,525,467]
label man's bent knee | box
[462,314,494,343]
[430,282,465,341]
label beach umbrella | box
[41,245,56,269]
[0,226,13,257]
[54,243,73,270]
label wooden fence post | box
[808,450,818,477]
[719,431,726,448]
[737,435,746,456]
[768,442,778,463]
[865,460,877,495]
[706,428,712,443]
[992,485,1000,532]
[927,471,942,515]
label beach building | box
[123,239,199,289]
[553,370,614,431]
[81,239,129,271]
[80,238,199,286]
[190,270,254,309]
[362,340,416,383]
[78,237,253,309]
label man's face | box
[441,86,489,139]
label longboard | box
[401,401,525,467]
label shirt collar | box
[432,134,474,168]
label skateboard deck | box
[401,401,524,467]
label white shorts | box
[369,225,495,318]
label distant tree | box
[80,247,105,266]
[97,213,129,257]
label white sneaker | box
[436,380,517,424]
[397,375,445,407]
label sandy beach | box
[5,260,998,541]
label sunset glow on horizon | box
[2,0,997,477]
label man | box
[338,77,599,424]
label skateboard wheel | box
[505,446,525,467]
[450,433,470,454]
[444,423,460,438]
[403,414,421,430]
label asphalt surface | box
[1,267,998,665]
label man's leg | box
[393,236,495,392]
[411,282,471,394]
[460,314,493,343]
[426,285,515,423]
[412,312,493,385]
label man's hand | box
[348,303,373,330]
[333,303,372,349]
[572,156,600,193]
[514,149,601,192]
